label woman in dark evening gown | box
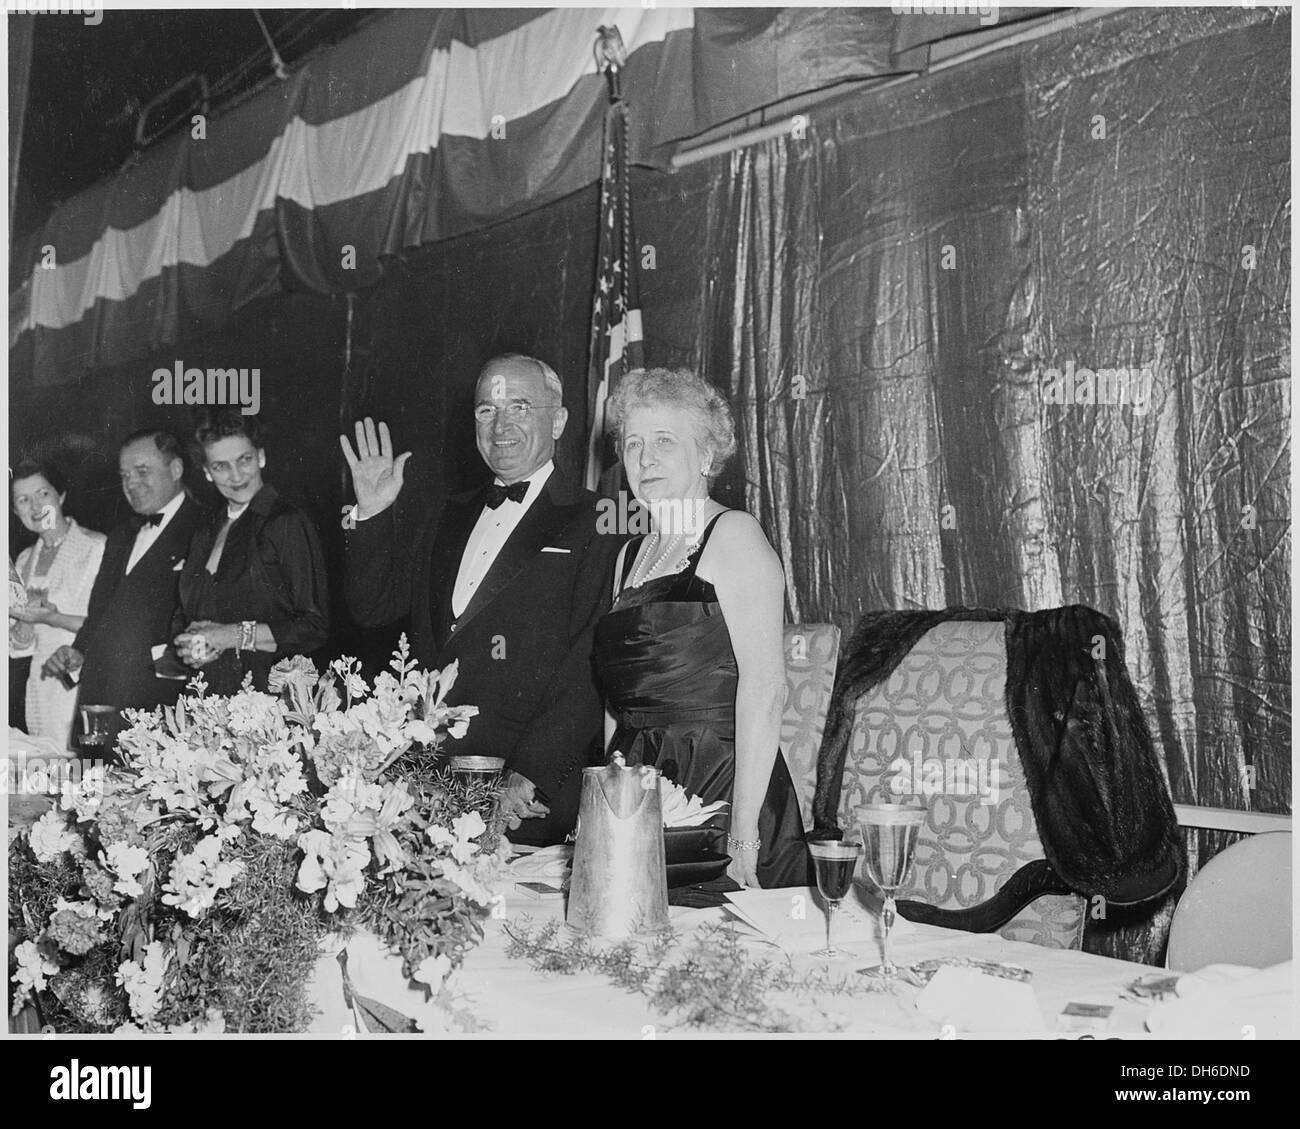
[594,368,810,890]
[173,411,328,694]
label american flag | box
[584,97,643,494]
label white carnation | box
[28,808,80,863]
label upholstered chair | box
[834,619,1085,948]
[779,623,841,830]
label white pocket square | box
[540,546,571,554]
[172,559,186,571]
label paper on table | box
[507,843,573,881]
[722,884,911,952]
[1145,961,1295,1039]
[916,965,1045,1034]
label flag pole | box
[585,26,643,496]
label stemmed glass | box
[808,840,863,958]
[856,802,926,980]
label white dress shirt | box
[125,489,187,574]
[451,460,554,618]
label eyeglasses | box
[473,402,556,423]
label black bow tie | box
[130,511,164,531]
[484,480,529,509]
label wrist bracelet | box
[236,620,256,656]
[727,835,762,852]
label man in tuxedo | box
[341,354,623,845]
[44,430,207,743]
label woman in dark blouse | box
[173,410,328,694]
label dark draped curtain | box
[691,7,1290,959]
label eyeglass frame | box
[472,400,561,423]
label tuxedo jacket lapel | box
[445,474,584,642]
[426,491,486,648]
[99,527,134,587]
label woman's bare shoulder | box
[700,509,782,582]
[707,509,775,553]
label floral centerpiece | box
[9,637,505,1034]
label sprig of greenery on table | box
[503,918,887,1033]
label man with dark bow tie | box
[44,430,207,745]
[340,354,624,845]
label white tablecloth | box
[308,883,1166,1038]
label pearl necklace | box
[627,534,677,590]
[627,526,711,589]
[625,498,719,591]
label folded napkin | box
[659,777,729,828]
[1146,962,1295,1039]
[916,965,1045,1034]
[507,843,573,881]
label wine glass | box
[808,840,863,959]
[856,801,926,980]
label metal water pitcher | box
[566,761,669,937]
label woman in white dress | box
[10,460,106,746]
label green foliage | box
[45,947,131,1032]
[504,918,886,1033]
[9,837,81,933]
[153,834,324,1033]
[385,752,502,838]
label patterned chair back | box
[838,619,1085,949]
[780,623,841,830]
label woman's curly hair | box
[607,368,737,484]
[191,408,263,465]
